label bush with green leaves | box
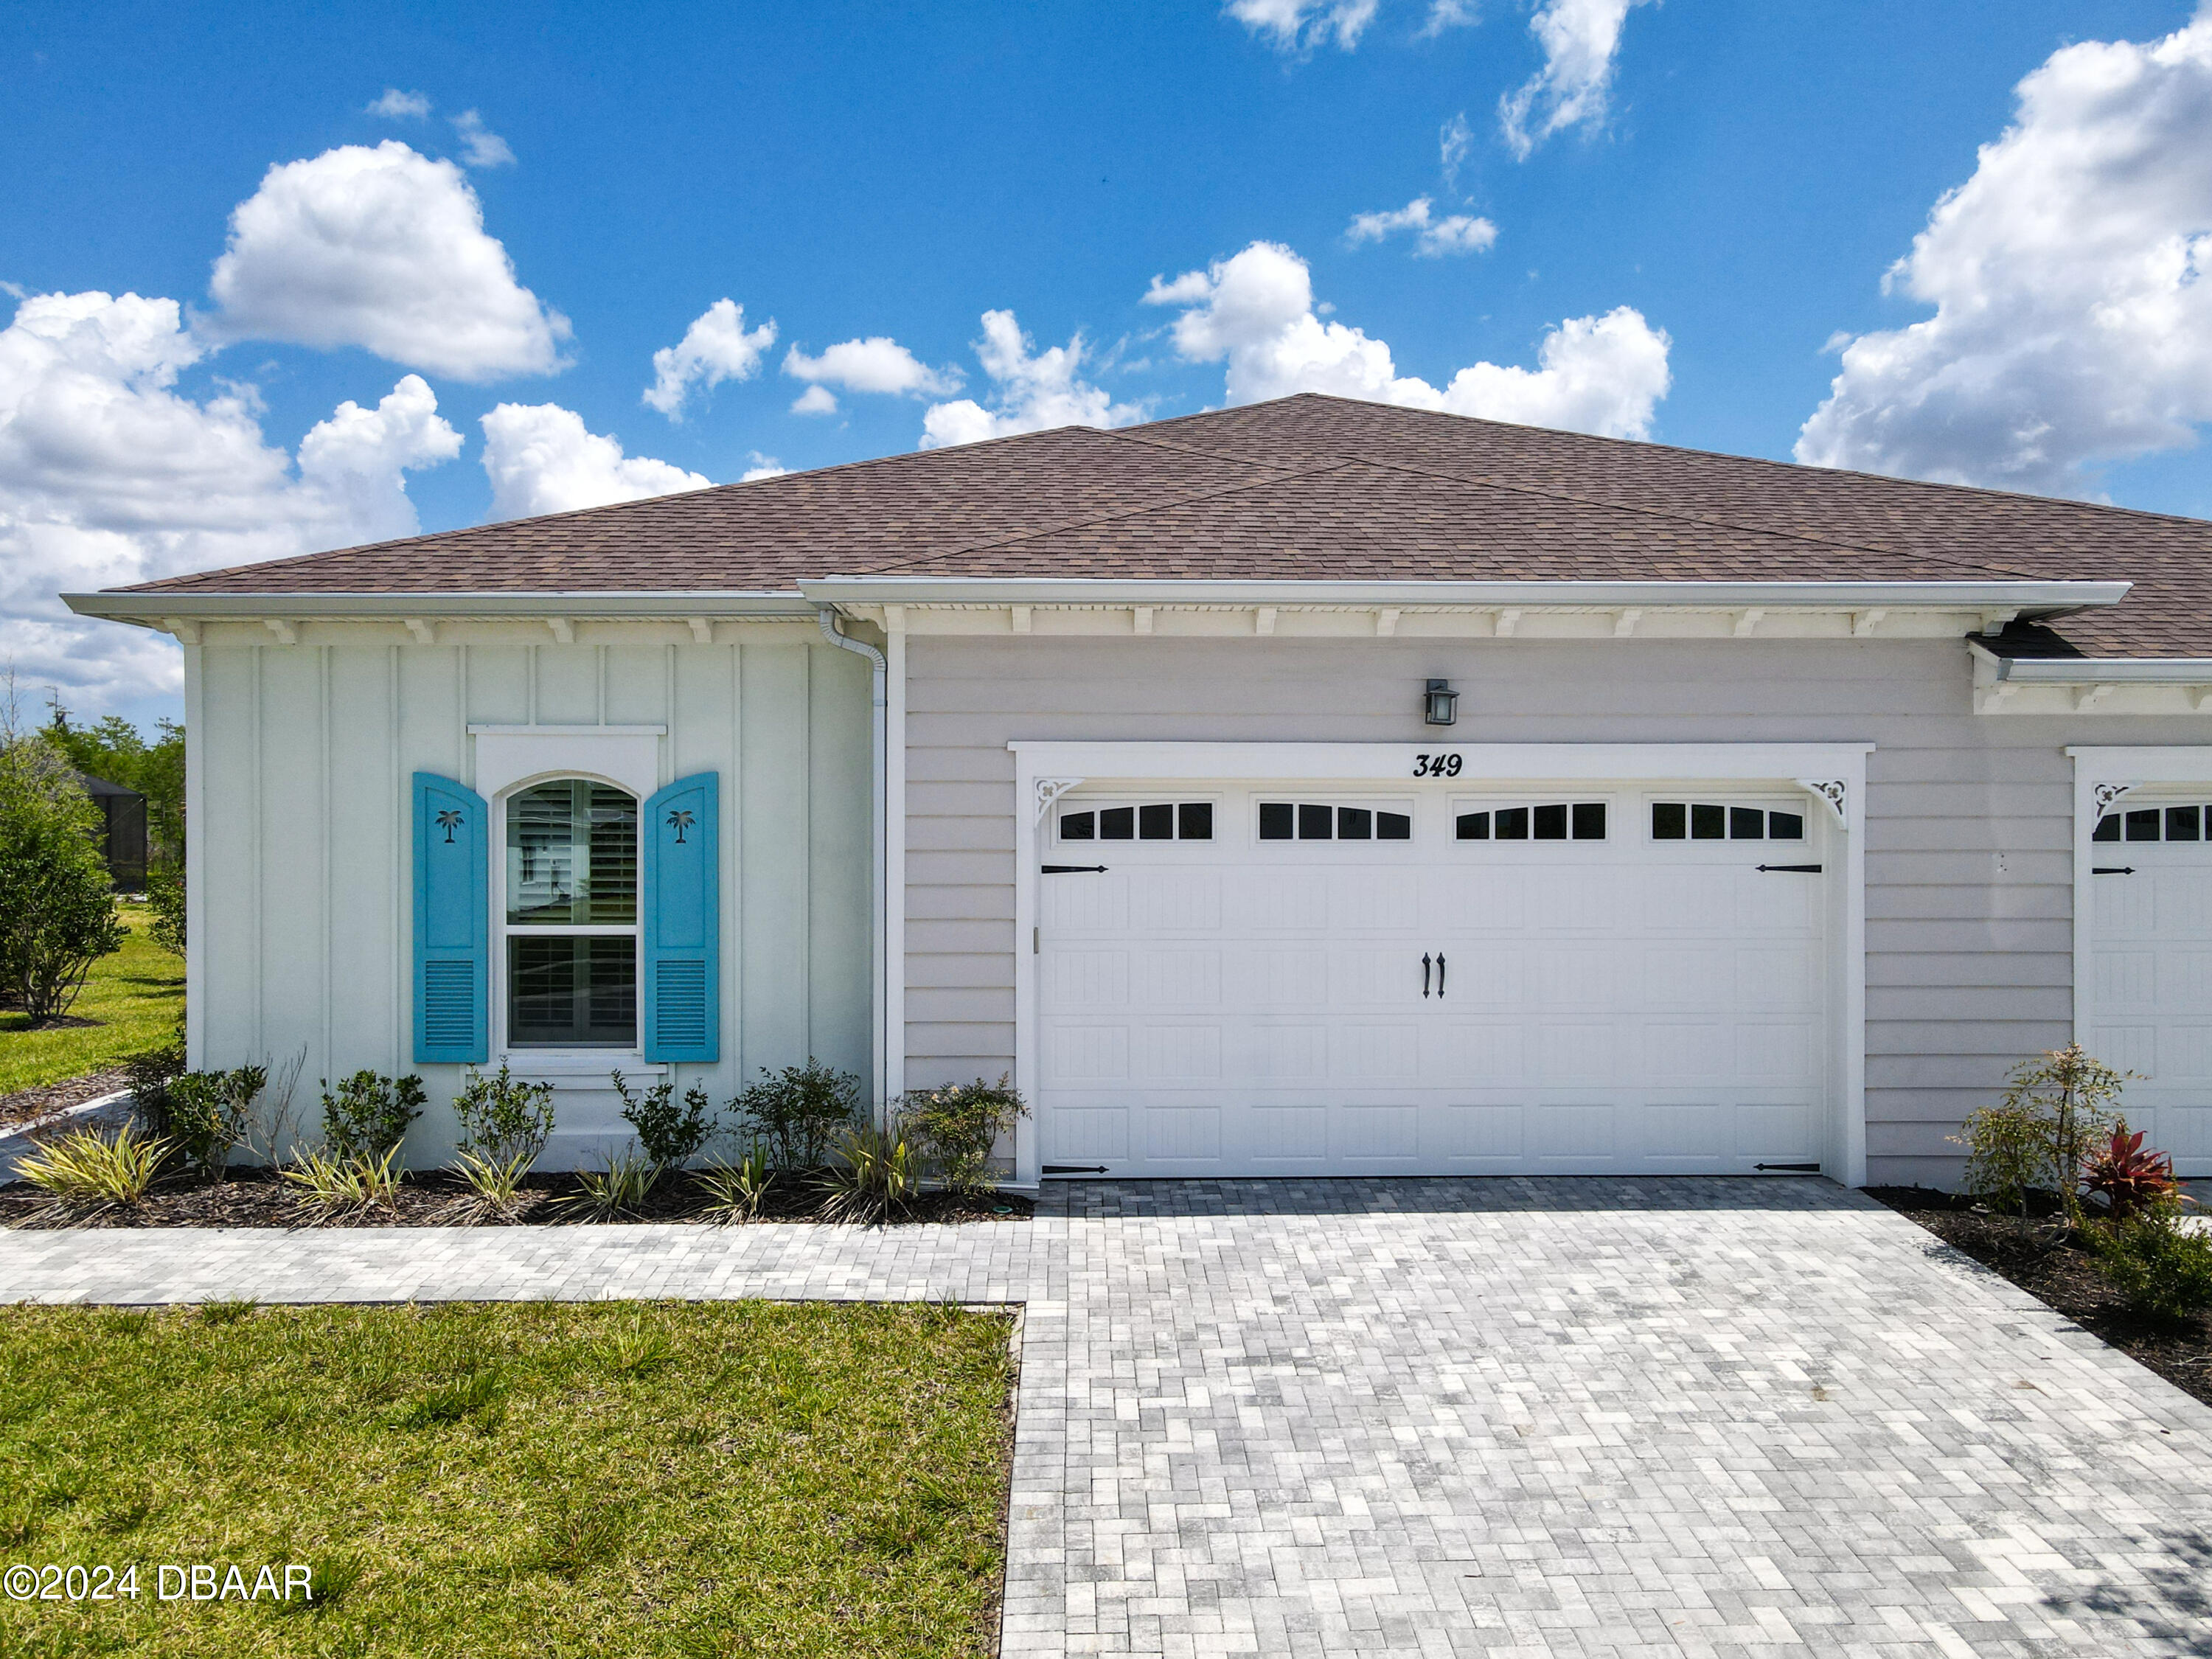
[609,1069,715,1169]
[733,1059,860,1170]
[162,1065,266,1181]
[900,1074,1029,1195]
[451,1064,557,1170]
[13,1125,168,1209]
[0,711,125,1023]
[124,1020,188,1129]
[818,1124,922,1224]
[319,1068,427,1161]
[2089,1205,2212,1327]
[147,861,185,955]
[1952,1043,2126,1220]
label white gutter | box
[63,591,819,624]
[1974,641,2212,684]
[816,608,891,1127]
[800,577,2131,615]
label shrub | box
[124,1023,188,1133]
[818,1124,922,1224]
[1953,1044,2127,1220]
[451,1064,556,1169]
[609,1070,714,1169]
[2081,1124,2179,1223]
[0,714,125,1022]
[164,1065,266,1181]
[693,1145,773,1222]
[2090,1206,2212,1327]
[557,1147,659,1221]
[13,1126,167,1208]
[319,1069,426,1161]
[147,861,185,956]
[734,1059,860,1170]
[282,1146,404,1217]
[451,1148,537,1220]
[900,1075,1028,1195]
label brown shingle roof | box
[115,393,2212,658]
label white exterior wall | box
[188,619,874,1167]
[900,633,2212,1187]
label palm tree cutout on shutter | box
[435,807,465,844]
[666,807,695,844]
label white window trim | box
[1008,740,1873,1189]
[2066,747,2212,1056]
[475,728,664,1071]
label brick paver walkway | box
[4,1178,2210,1657]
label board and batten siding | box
[900,633,2211,1187]
[188,620,873,1167]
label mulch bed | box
[1866,1186,2212,1411]
[0,1066,132,1133]
[0,1164,1032,1230]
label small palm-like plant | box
[817,1124,921,1224]
[14,1126,167,1211]
[282,1146,404,1218]
[2081,1124,2180,1224]
[450,1147,538,1221]
[557,1147,658,1222]
[693,1145,774,1222]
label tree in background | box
[44,698,187,953]
[1,678,126,1020]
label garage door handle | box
[1421,953,1431,997]
[1756,863,1823,873]
[2092,866,2135,875]
[1436,953,1446,998]
[1041,864,1108,874]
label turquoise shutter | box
[643,773,720,1062]
[413,772,489,1064]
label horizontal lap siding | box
[902,633,2212,1186]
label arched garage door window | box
[504,779,639,1048]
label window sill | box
[495,1051,663,1082]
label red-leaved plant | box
[2081,1124,2180,1223]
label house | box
[65,394,2212,1185]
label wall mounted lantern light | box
[1423,678,1459,726]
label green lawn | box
[0,1301,1015,1658]
[0,904,183,1096]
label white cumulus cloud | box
[366,88,431,119]
[204,142,571,381]
[1224,0,1378,52]
[1500,0,1651,159]
[479,403,712,519]
[450,109,515,170]
[1419,0,1478,37]
[1144,240,1669,437]
[1797,12,2212,497]
[1439,112,1475,192]
[783,336,958,398]
[0,290,459,711]
[790,384,838,417]
[642,299,776,420]
[1346,197,1498,256]
[919,311,1142,449]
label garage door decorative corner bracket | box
[1795,778,1848,827]
[1034,776,1087,824]
[2092,782,2137,815]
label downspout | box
[817,607,890,1126]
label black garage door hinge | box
[2092,866,2135,875]
[1756,863,1823,873]
[1041,864,1108,874]
[1043,1165,1109,1175]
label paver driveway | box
[4,1178,2210,1657]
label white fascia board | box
[63,590,818,624]
[1975,641,2212,684]
[804,575,2128,613]
[1007,739,1873,782]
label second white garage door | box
[1037,784,1833,1177]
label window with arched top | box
[504,779,639,1048]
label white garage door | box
[2090,799,2212,1175]
[1037,786,1832,1177]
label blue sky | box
[4,1,2210,725]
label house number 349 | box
[1412,753,1464,777]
